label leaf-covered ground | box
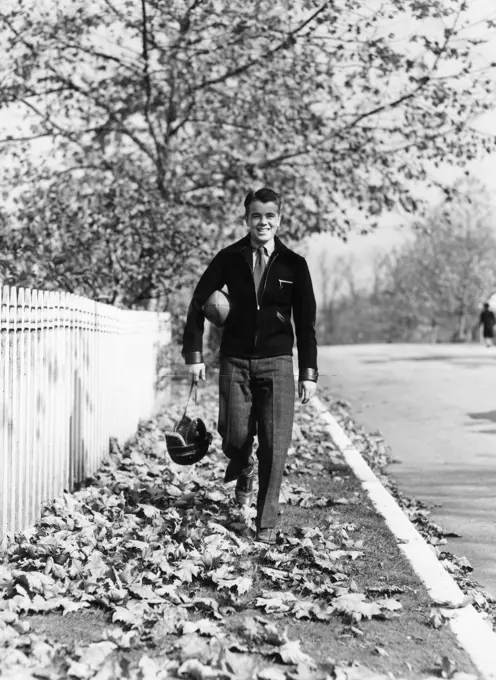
[0,378,484,680]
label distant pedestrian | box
[479,302,496,347]
[182,187,318,545]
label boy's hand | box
[298,380,316,404]
[188,362,206,383]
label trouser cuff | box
[224,460,255,483]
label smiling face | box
[246,199,281,248]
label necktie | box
[253,246,267,300]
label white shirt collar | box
[250,238,275,256]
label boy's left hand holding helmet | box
[188,363,206,383]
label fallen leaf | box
[177,658,218,679]
[175,560,200,583]
[260,567,288,582]
[429,608,447,629]
[238,617,260,642]
[375,598,402,611]
[14,571,55,595]
[455,557,473,571]
[440,655,457,678]
[276,640,316,668]
[77,641,117,671]
[235,576,253,595]
[222,650,264,679]
[60,599,91,616]
[138,504,161,519]
[262,622,286,647]
[287,664,321,680]
[332,593,381,621]
[182,619,222,637]
[431,595,472,609]
[129,584,164,603]
[257,667,287,680]
[374,646,389,657]
[138,654,167,680]
[103,627,139,649]
[178,633,215,664]
[366,585,405,596]
[292,600,316,620]
[112,607,139,627]
[256,594,296,614]
[125,540,150,554]
[86,551,110,580]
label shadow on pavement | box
[363,354,496,369]
[467,409,496,424]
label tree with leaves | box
[380,177,496,342]
[0,0,495,308]
[315,251,394,345]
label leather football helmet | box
[164,398,212,466]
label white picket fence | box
[0,285,171,538]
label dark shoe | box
[255,528,277,545]
[235,466,255,506]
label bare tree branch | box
[139,0,166,189]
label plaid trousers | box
[218,355,295,529]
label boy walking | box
[182,188,318,544]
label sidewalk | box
[0,378,493,679]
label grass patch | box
[280,461,473,677]
[26,608,109,647]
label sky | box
[306,0,496,305]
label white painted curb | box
[312,396,496,680]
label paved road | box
[319,343,496,597]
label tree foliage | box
[0,0,495,306]
[382,177,496,341]
[317,177,496,344]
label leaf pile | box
[0,383,412,679]
[320,392,496,630]
[0,381,478,679]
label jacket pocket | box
[277,279,293,304]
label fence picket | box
[8,287,18,534]
[29,289,40,530]
[1,286,10,537]
[16,288,26,532]
[0,285,170,538]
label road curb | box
[312,396,496,680]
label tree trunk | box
[457,313,466,341]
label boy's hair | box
[244,187,282,218]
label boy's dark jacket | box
[182,234,318,381]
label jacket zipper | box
[254,253,278,350]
